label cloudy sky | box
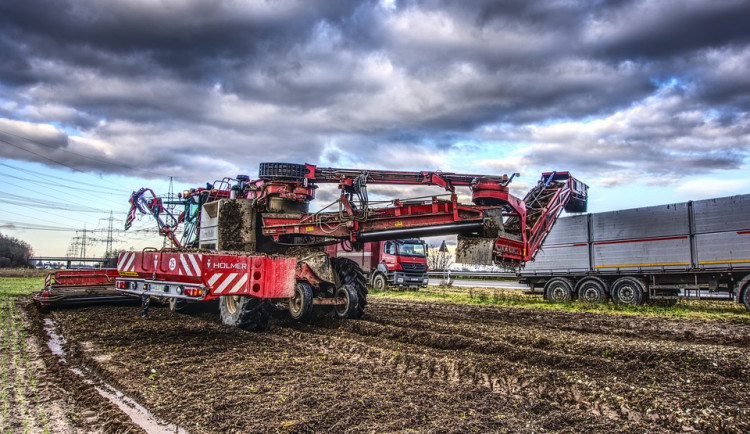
[1,0,749,257]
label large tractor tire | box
[289,282,314,322]
[545,277,574,303]
[219,295,270,332]
[575,277,608,304]
[371,274,387,292]
[611,277,646,306]
[331,257,367,319]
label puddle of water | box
[44,318,188,434]
[44,318,66,360]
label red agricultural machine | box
[38,162,587,331]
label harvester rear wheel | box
[331,258,367,318]
[289,282,314,321]
[169,298,187,313]
[220,295,270,332]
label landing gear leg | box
[140,294,151,318]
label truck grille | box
[401,263,426,272]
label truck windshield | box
[397,243,426,257]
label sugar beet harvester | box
[107,163,587,331]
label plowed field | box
[23,297,750,433]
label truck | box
[36,163,588,330]
[518,193,750,311]
[325,239,429,291]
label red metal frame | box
[117,250,296,300]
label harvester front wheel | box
[331,258,367,318]
[289,282,314,321]
[220,295,270,332]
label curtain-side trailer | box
[519,194,750,310]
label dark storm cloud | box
[0,0,748,184]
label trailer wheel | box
[576,278,607,304]
[545,278,574,303]
[169,298,187,313]
[289,282,314,321]
[611,277,646,306]
[333,284,359,319]
[742,283,750,311]
[331,258,367,318]
[219,296,270,332]
[372,274,387,292]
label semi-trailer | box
[518,194,750,310]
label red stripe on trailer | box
[593,235,688,246]
[541,243,588,249]
[738,231,750,235]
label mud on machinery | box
[47,163,588,331]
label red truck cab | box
[327,239,429,290]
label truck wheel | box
[611,277,646,306]
[545,277,573,303]
[576,278,607,304]
[372,274,387,292]
[169,298,187,313]
[333,285,359,319]
[289,282,314,321]
[219,296,270,332]
[331,258,367,318]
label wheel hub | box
[226,296,239,314]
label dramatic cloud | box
[0,0,749,186]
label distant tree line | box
[0,233,33,268]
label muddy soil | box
[24,297,750,433]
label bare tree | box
[427,241,454,271]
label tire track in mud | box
[361,302,750,383]
[274,298,750,432]
[370,299,750,347]
[32,297,750,433]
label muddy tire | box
[289,282,314,321]
[545,277,574,303]
[331,258,367,318]
[611,277,646,306]
[576,278,608,304]
[372,274,387,292]
[334,284,359,319]
[169,298,187,313]
[219,295,270,332]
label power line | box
[2,178,127,214]
[0,161,132,193]
[1,209,81,229]
[0,128,175,179]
